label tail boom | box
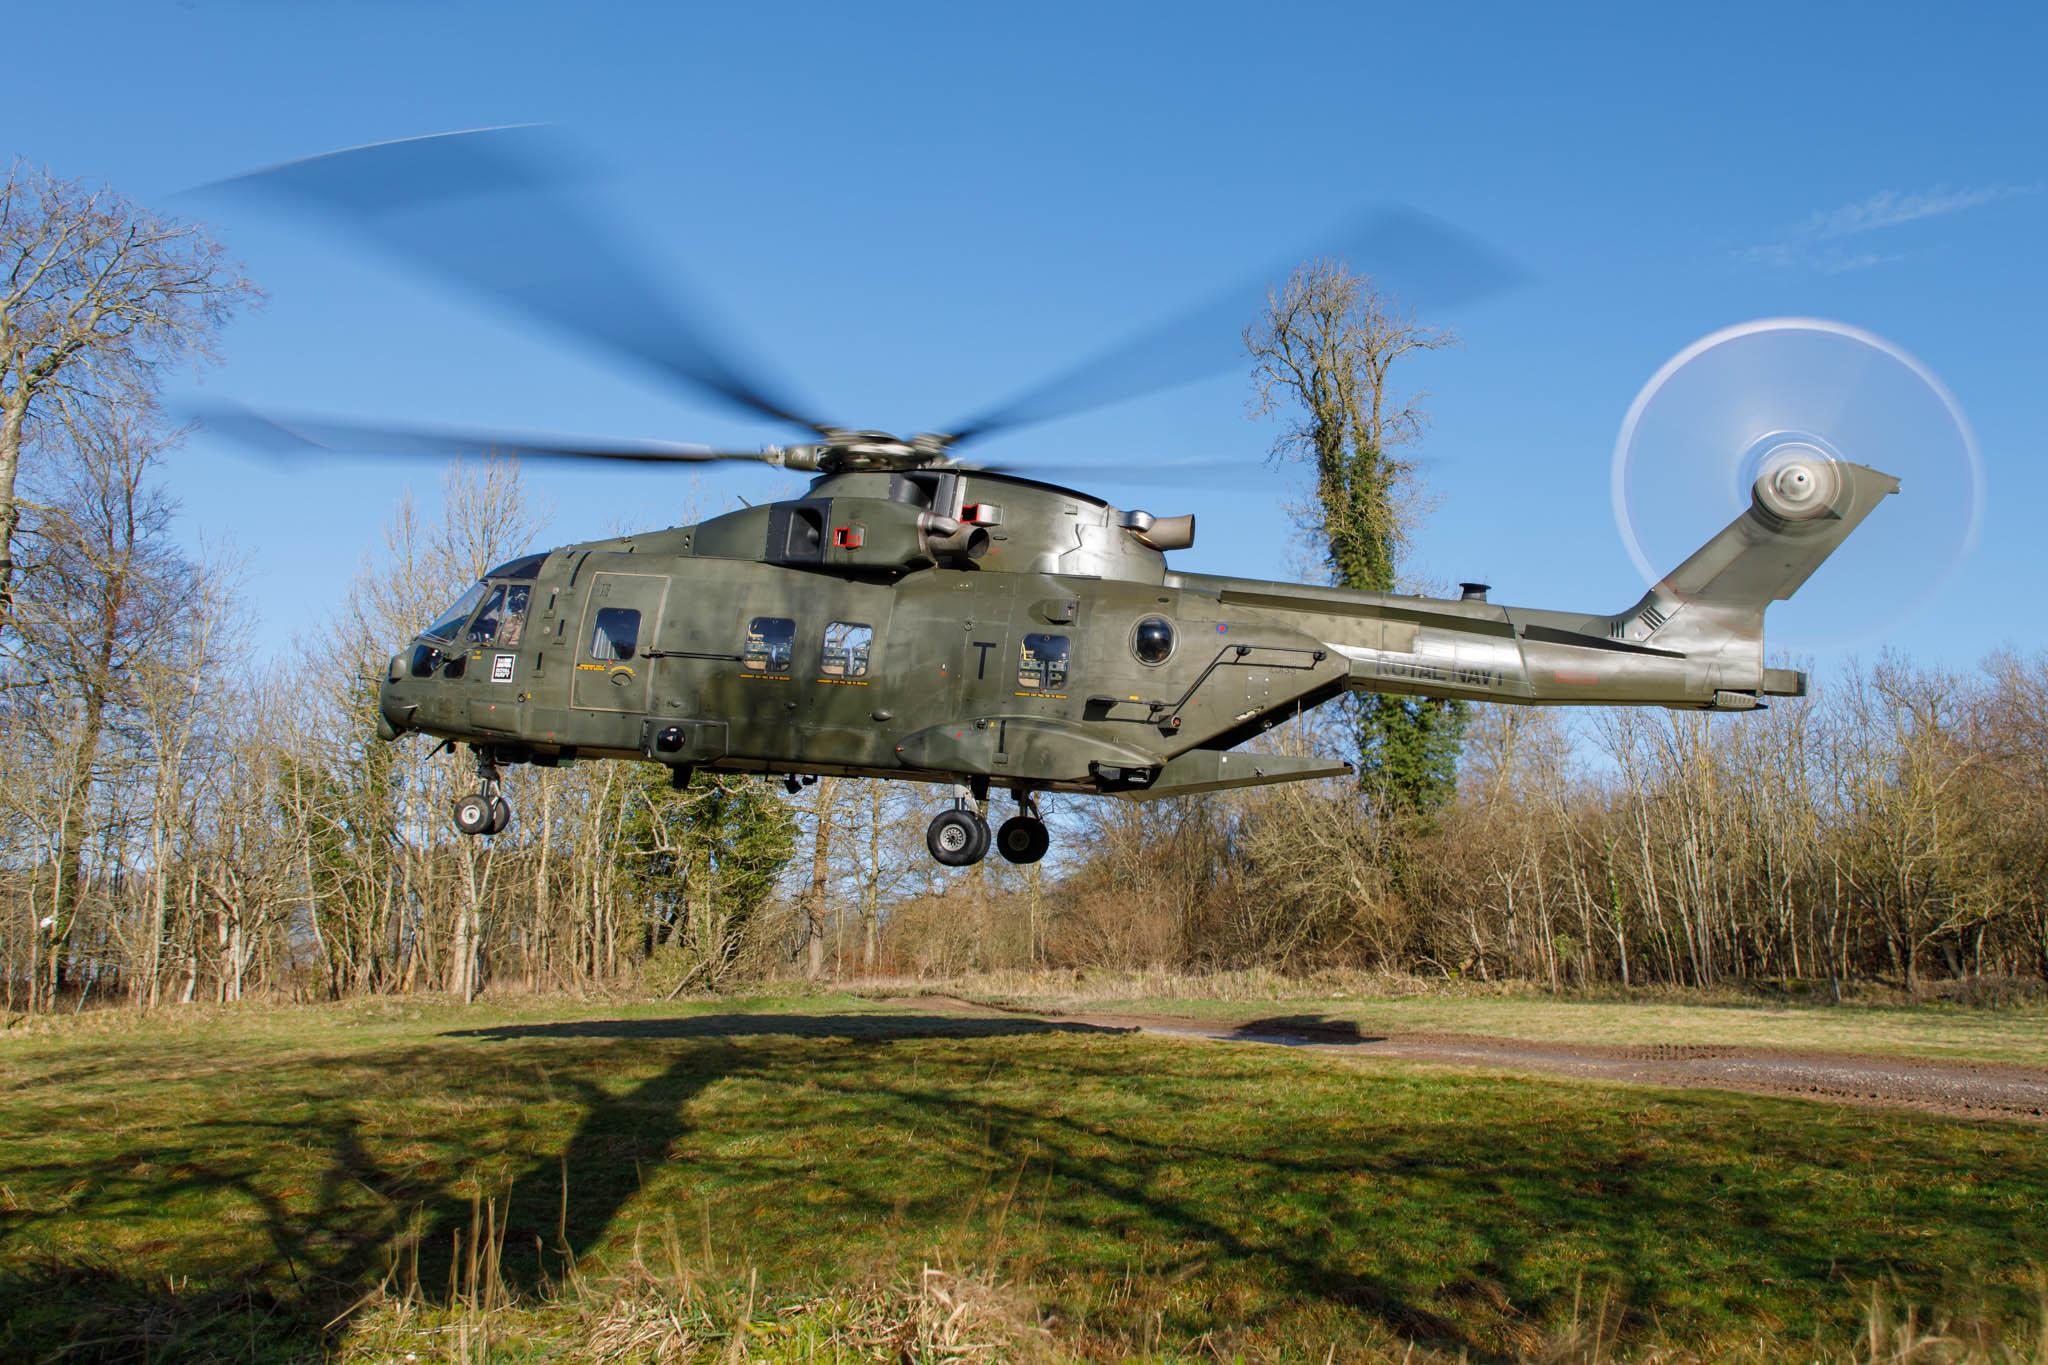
[1166,460,1896,715]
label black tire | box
[488,796,513,835]
[995,815,1050,865]
[927,809,986,866]
[453,793,495,836]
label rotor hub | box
[808,429,960,474]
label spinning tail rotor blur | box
[1612,318,1982,648]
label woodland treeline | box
[7,439,2046,1010]
[4,161,2044,1013]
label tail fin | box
[1604,459,1898,695]
[1661,459,1899,608]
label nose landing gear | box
[452,746,513,836]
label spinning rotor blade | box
[196,404,805,470]
[967,449,1454,492]
[1613,318,1982,646]
[964,455,1273,489]
[203,126,834,436]
[945,206,1525,447]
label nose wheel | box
[452,747,513,836]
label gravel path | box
[887,996,2048,1123]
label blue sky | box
[11,1,2045,678]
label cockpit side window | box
[421,582,489,642]
[467,587,507,644]
[467,582,534,646]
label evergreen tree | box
[1245,259,1466,818]
[618,770,796,985]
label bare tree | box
[304,458,551,1001]
[0,161,258,626]
[6,403,196,1006]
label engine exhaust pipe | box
[920,514,991,560]
[1120,511,1195,551]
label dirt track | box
[886,996,2048,1124]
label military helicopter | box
[206,130,1898,868]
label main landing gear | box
[925,785,1049,867]
[452,746,512,836]
[926,806,990,866]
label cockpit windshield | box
[420,582,489,642]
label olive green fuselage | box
[378,463,1893,799]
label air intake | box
[1459,582,1490,602]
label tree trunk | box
[51,671,112,1000]
[805,777,838,980]
[0,396,26,629]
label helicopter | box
[206,129,1898,868]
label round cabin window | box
[1132,616,1175,665]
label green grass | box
[3,993,2045,1362]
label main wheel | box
[452,792,495,836]
[927,809,987,867]
[488,795,513,835]
[995,815,1050,865]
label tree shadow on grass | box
[0,1013,1117,1363]
[6,1009,2042,1364]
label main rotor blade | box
[963,450,1452,492]
[945,206,1525,447]
[195,404,801,469]
[961,456,1274,490]
[202,127,833,436]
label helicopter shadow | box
[1228,1014,1383,1045]
[413,1012,1132,1299]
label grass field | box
[3,991,2046,1362]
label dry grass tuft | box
[347,1262,1057,1363]
[342,1188,1058,1364]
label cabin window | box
[467,583,534,646]
[820,621,873,678]
[1132,616,1174,665]
[1019,633,1071,691]
[420,582,488,642]
[589,607,641,661]
[744,616,795,673]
